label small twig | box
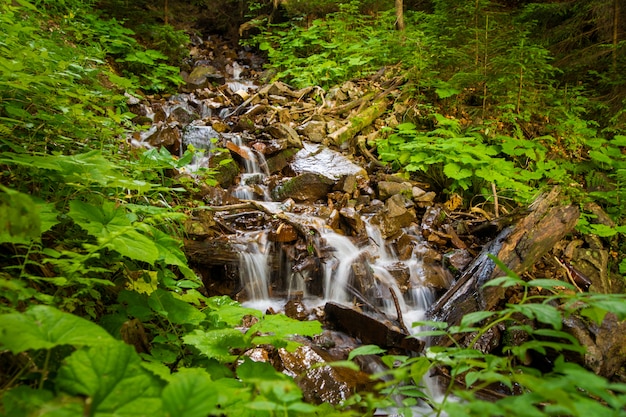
[491,182,499,218]
[554,256,584,293]
[389,288,410,334]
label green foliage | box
[376,114,570,204]
[0,300,327,416]
[249,2,422,89]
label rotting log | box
[327,98,390,146]
[325,302,424,353]
[427,187,579,343]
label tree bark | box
[395,0,405,31]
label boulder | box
[291,143,369,185]
[185,65,225,90]
[271,173,334,202]
[277,345,373,404]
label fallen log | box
[324,302,424,353]
[327,98,390,146]
[427,187,579,344]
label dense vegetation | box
[1,0,625,416]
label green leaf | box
[56,341,164,417]
[511,303,562,330]
[248,314,322,339]
[0,305,113,353]
[460,311,497,328]
[444,162,473,181]
[348,344,386,360]
[68,200,160,264]
[162,368,219,417]
[1,386,84,417]
[148,289,205,325]
[68,200,131,237]
[183,329,248,362]
[0,186,42,243]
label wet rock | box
[185,65,225,90]
[372,194,417,239]
[271,173,335,202]
[182,125,222,150]
[291,143,369,184]
[268,222,298,243]
[378,181,412,200]
[412,186,427,199]
[297,120,327,143]
[570,248,613,293]
[422,259,454,290]
[245,347,271,362]
[563,312,626,378]
[168,105,199,125]
[339,206,364,235]
[415,191,437,207]
[184,210,216,237]
[335,174,358,194]
[277,345,373,405]
[443,249,473,274]
[284,293,309,320]
[210,151,239,188]
[146,124,181,155]
[265,148,299,174]
[266,123,302,148]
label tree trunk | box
[395,0,405,31]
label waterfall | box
[230,135,270,201]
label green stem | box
[39,349,51,390]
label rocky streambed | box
[126,35,626,406]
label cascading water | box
[230,135,270,201]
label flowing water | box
[140,55,447,414]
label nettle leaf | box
[0,186,45,244]
[510,303,562,330]
[348,344,386,360]
[183,328,249,362]
[0,305,113,353]
[56,341,164,417]
[162,368,218,417]
[460,311,497,328]
[148,289,205,325]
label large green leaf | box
[161,368,218,417]
[0,305,113,353]
[68,200,132,237]
[68,200,159,264]
[183,328,249,362]
[248,314,322,349]
[148,289,205,325]
[56,341,164,417]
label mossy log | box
[327,98,389,146]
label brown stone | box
[271,173,335,202]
